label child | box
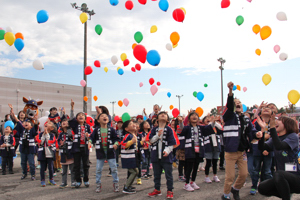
[175,116,185,182]
[48,107,61,128]
[121,120,139,194]
[116,119,123,166]
[134,121,145,185]
[36,121,57,186]
[0,122,16,175]
[148,111,177,199]
[89,112,120,193]
[139,121,152,179]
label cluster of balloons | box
[262,74,272,86]
[193,91,204,102]
[1,28,25,52]
[95,25,103,35]
[288,90,300,105]
[37,10,49,23]
[33,59,44,70]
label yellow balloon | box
[80,12,88,24]
[262,74,272,86]
[150,25,157,33]
[117,67,121,71]
[120,53,127,61]
[252,24,261,35]
[4,32,15,46]
[288,90,300,105]
[255,49,261,56]
[260,26,272,40]
[180,7,186,15]
[173,43,178,48]
[104,67,108,73]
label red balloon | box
[131,67,136,72]
[221,0,230,8]
[133,44,147,63]
[157,81,161,86]
[172,108,180,118]
[123,59,130,67]
[125,0,134,10]
[149,78,155,85]
[138,0,147,5]
[84,66,93,75]
[94,60,101,68]
[172,8,185,22]
[114,116,120,122]
[135,64,141,71]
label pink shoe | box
[205,177,212,183]
[213,176,220,183]
[183,183,194,192]
[190,182,200,190]
[149,163,153,170]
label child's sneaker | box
[41,181,46,187]
[21,174,27,180]
[221,195,231,200]
[36,165,40,169]
[59,183,68,189]
[68,170,71,175]
[48,180,56,185]
[95,183,101,193]
[213,176,220,183]
[53,172,57,177]
[205,177,212,183]
[149,163,153,170]
[183,183,194,192]
[84,181,90,187]
[162,169,165,174]
[75,182,81,188]
[31,175,35,181]
[71,182,76,188]
[122,186,136,194]
[148,189,162,197]
[190,182,200,190]
[137,178,142,185]
[166,191,174,199]
[250,188,257,195]
[113,183,119,192]
[178,176,186,182]
[172,162,178,168]
[142,174,149,179]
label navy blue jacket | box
[36,132,56,161]
[203,127,222,153]
[58,129,74,163]
[15,121,38,154]
[69,118,91,155]
[121,133,137,169]
[0,134,16,157]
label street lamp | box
[110,101,116,118]
[217,57,226,114]
[176,95,183,114]
[71,3,95,113]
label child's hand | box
[163,151,168,157]
[142,137,146,142]
[177,116,183,122]
[227,82,234,90]
[158,129,163,137]
[256,131,263,138]
[59,140,64,146]
[263,150,269,156]
[131,136,137,143]
[70,99,74,108]
[113,144,118,150]
[8,104,13,110]
[85,132,89,138]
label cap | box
[136,115,143,120]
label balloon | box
[146,50,161,66]
[117,67,121,71]
[120,53,127,61]
[159,0,169,12]
[288,90,300,105]
[94,60,101,67]
[118,68,124,75]
[260,26,272,40]
[80,13,88,24]
[110,0,119,6]
[204,83,208,87]
[15,32,24,40]
[138,0,147,5]
[276,12,287,21]
[173,8,185,22]
[247,0,252,2]
[14,38,24,52]
[104,67,108,73]
[274,45,280,53]
[123,59,129,67]
[149,78,155,85]
[83,96,88,102]
[170,32,180,46]
[279,53,288,61]
[236,15,244,26]
[262,74,272,86]
[114,116,120,122]
[196,92,204,102]
[139,82,143,87]
[80,80,86,87]
[172,108,180,118]
[135,64,141,71]
[150,85,158,96]
[0,30,5,40]
[167,92,171,98]
[236,85,241,91]
[134,31,143,43]
[133,44,147,63]
[37,10,49,23]
[4,32,15,46]
[157,82,161,86]
[166,43,172,51]
[118,100,123,107]
[6,27,12,33]
[95,24,103,35]
[4,121,14,130]
[150,25,157,33]
[180,7,186,15]
[93,96,98,101]
[111,55,118,65]
[252,24,260,35]
[195,107,204,117]
[84,66,93,75]
[233,85,237,91]
[132,43,137,49]
[221,0,230,8]
[131,67,136,72]
[193,91,197,97]
[32,59,44,70]
[123,98,130,107]
[143,116,147,120]
[255,49,261,56]
[173,43,178,48]
[170,105,174,110]
[243,87,247,92]
[122,112,131,122]
[125,0,134,10]
[242,104,247,112]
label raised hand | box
[256,115,267,130]
[70,99,74,109]
[177,116,183,122]
[8,104,13,110]
[159,105,163,111]
[269,112,276,128]
[227,82,234,90]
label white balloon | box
[166,43,172,51]
[44,111,50,116]
[111,55,118,65]
[276,12,287,21]
[6,26,13,32]
[279,53,288,61]
[33,59,44,70]
[38,116,48,132]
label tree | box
[210,108,218,116]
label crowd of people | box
[0,81,300,200]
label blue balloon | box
[36,10,49,23]
[110,0,119,6]
[167,92,171,98]
[159,0,169,12]
[14,38,24,52]
[146,50,161,66]
[233,85,237,91]
[242,104,247,112]
[118,68,124,75]
[143,116,147,120]
[196,92,204,102]
[4,121,14,130]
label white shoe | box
[213,176,220,183]
[190,182,200,190]
[183,183,194,192]
[205,177,212,183]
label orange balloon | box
[132,43,137,50]
[236,85,241,91]
[260,26,272,40]
[83,96,88,102]
[252,24,260,35]
[170,32,180,46]
[15,32,24,40]
[195,107,203,117]
[255,49,261,56]
[170,105,174,110]
[93,96,98,101]
[118,100,123,107]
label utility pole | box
[217,57,226,114]
[110,101,116,118]
[176,95,183,114]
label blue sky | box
[1,0,299,117]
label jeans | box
[96,158,119,184]
[247,152,254,178]
[152,160,173,192]
[2,156,13,172]
[73,147,90,183]
[252,155,272,189]
[142,150,150,175]
[40,158,54,181]
[21,153,35,176]
[62,164,75,185]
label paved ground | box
[0,150,299,200]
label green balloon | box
[0,30,5,40]
[204,83,208,87]
[122,112,131,122]
[95,24,103,35]
[193,91,197,97]
[134,31,143,43]
[236,15,244,26]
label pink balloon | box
[80,80,86,87]
[247,0,252,2]
[274,45,280,53]
[0,27,3,30]
[150,85,158,96]
[139,82,143,87]
[243,87,247,92]
[123,98,130,107]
